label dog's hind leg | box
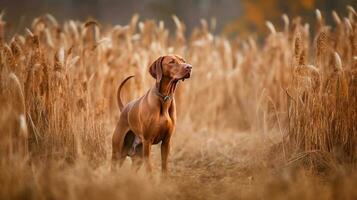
[112,118,129,170]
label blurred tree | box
[0,0,356,39]
[223,0,356,38]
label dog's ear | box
[149,56,164,84]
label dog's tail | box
[117,75,135,112]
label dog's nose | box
[185,64,192,70]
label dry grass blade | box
[334,52,343,71]
[265,21,276,34]
[347,5,357,16]
[332,10,341,25]
[25,28,34,37]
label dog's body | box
[112,55,192,174]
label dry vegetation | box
[0,6,356,200]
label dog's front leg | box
[161,137,171,175]
[143,140,152,173]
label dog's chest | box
[160,115,174,131]
[151,115,173,144]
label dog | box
[112,55,192,174]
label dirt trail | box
[115,126,280,199]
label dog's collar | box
[154,89,171,102]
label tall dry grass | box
[0,6,356,200]
[286,9,357,171]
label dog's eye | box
[169,59,175,64]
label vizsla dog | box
[112,55,192,174]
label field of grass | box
[0,7,356,200]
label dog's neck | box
[152,77,177,114]
[157,77,177,97]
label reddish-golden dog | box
[112,55,192,174]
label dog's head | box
[149,55,192,84]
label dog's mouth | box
[180,72,191,82]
